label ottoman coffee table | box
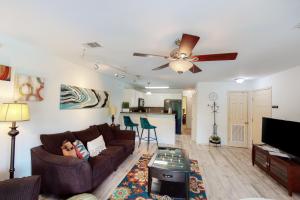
[148,147,191,200]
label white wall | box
[191,92,197,141]
[195,82,253,145]
[253,65,300,122]
[144,93,182,107]
[0,35,127,180]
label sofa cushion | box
[72,126,101,147]
[100,146,126,169]
[108,140,135,154]
[0,176,41,200]
[88,154,112,170]
[88,154,113,187]
[94,123,115,145]
[40,131,76,155]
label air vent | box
[83,42,102,48]
[295,23,300,29]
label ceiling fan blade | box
[179,34,200,57]
[133,52,168,59]
[152,63,169,71]
[189,64,202,73]
[193,52,238,62]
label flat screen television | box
[262,117,300,158]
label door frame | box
[227,91,249,148]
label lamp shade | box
[169,60,193,73]
[0,103,30,122]
[109,105,116,115]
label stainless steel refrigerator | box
[164,99,182,134]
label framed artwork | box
[60,84,109,110]
[0,65,12,81]
[14,74,45,101]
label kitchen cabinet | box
[122,89,145,107]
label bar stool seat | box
[139,117,158,150]
[123,116,140,138]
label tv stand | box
[252,144,300,196]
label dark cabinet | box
[252,145,300,196]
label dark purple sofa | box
[0,176,41,200]
[31,123,135,196]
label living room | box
[0,1,300,200]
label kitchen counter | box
[119,112,176,145]
[120,112,175,115]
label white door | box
[228,92,248,147]
[252,88,272,144]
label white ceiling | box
[1,0,300,89]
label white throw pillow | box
[87,135,106,157]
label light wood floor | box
[42,135,300,200]
[182,125,191,135]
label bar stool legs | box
[138,129,144,148]
[136,126,139,138]
[138,128,158,150]
[154,128,158,146]
[126,126,140,139]
[147,129,150,150]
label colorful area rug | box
[109,154,207,200]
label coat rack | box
[208,101,219,136]
[208,92,221,146]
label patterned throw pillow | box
[61,141,77,158]
[87,135,106,157]
[73,140,90,160]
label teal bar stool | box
[139,117,158,150]
[123,116,140,138]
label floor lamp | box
[0,103,30,179]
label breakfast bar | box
[119,112,176,145]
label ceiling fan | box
[133,33,238,74]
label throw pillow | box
[87,135,106,157]
[73,140,90,160]
[61,140,77,158]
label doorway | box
[251,88,272,144]
[182,96,187,126]
[228,91,249,147]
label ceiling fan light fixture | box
[180,53,187,58]
[145,86,169,89]
[146,91,152,95]
[169,60,193,74]
[235,78,245,84]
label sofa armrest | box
[113,129,135,140]
[31,146,92,195]
[0,176,41,200]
